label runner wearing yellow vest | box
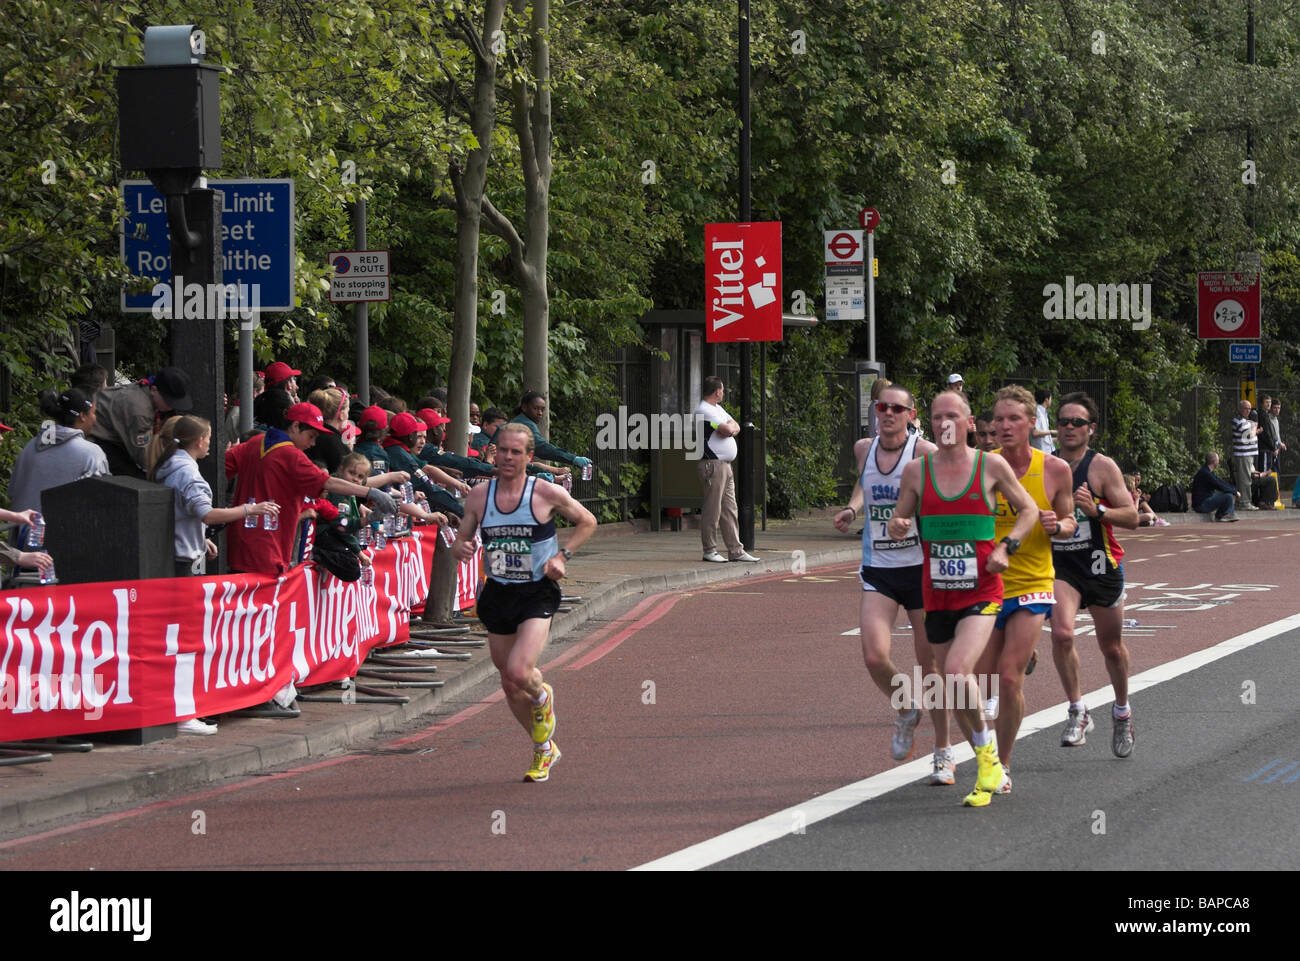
[976,385,1076,796]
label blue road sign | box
[1229,342,1262,364]
[120,179,295,312]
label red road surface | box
[2,525,1297,870]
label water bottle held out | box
[27,512,45,548]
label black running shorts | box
[478,577,563,635]
[924,601,1002,645]
[859,564,925,612]
[1056,564,1125,610]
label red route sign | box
[703,221,783,343]
[1197,272,1260,340]
[859,207,880,232]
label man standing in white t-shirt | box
[695,376,759,563]
[1032,388,1056,453]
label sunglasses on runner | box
[875,402,914,414]
[1058,417,1092,427]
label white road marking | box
[634,611,1300,871]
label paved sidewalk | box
[3,505,1297,836]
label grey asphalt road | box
[711,626,1300,871]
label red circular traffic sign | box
[859,207,880,232]
[828,232,860,260]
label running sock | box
[1113,703,1131,719]
[971,726,993,747]
[531,687,549,706]
[1070,700,1086,714]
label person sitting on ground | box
[1125,474,1161,526]
[1191,451,1240,522]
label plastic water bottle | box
[357,524,371,548]
[581,462,594,481]
[27,513,45,548]
[383,512,398,536]
[401,481,414,504]
[1123,618,1140,628]
[244,499,258,528]
[361,565,373,587]
[373,523,387,551]
[562,472,573,492]
[40,562,56,586]
[263,501,279,532]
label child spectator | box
[149,414,280,577]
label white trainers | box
[890,707,921,761]
[928,747,956,785]
[730,551,760,562]
[179,718,217,736]
[702,551,728,563]
[983,695,1000,720]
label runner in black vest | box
[1048,393,1140,759]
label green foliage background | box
[6,0,1300,509]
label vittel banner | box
[703,221,783,343]
[0,530,444,741]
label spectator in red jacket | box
[225,402,398,576]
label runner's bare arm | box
[450,485,488,562]
[886,458,922,540]
[987,454,1040,542]
[1089,454,1140,530]
[1042,455,1078,539]
[537,482,598,580]
[834,437,873,533]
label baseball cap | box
[389,412,421,437]
[153,367,193,411]
[417,407,451,429]
[358,406,389,431]
[285,402,325,431]
[264,361,302,385]
[947,373,964,385]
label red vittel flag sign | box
[704,221,783,342]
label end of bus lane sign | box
[329,250,390,302]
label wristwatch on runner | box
[999,536,1021,555]
[560,548,573,560]
[1095,503,1107,520]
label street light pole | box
[738,0,755,550]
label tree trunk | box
[426,0,508,625]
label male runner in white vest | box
[834,385,953,782]
[452,423,597,782]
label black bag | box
[1148,483,1187,513]
[310,521,362,582]
[1251,473,1279,509]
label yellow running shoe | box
[973,740,1004,793]
[962,787,992,807]
[530,683,556,743]
[523,741,561,782]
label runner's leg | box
[995,610,1046,767]
[909,608,949,748]
[1051,580,1084,704]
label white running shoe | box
[890,707,921,761]
[179,718,217,736]
[928,747,956,785]
[983,695,999,720]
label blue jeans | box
[1196,490,1235,519]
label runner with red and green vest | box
[887,389,1039,808]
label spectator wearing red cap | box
[225,402,399,576]
[382,411,466,518]
[417,408,495,479]
[264,361,301,400]
[89,366,193,477]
